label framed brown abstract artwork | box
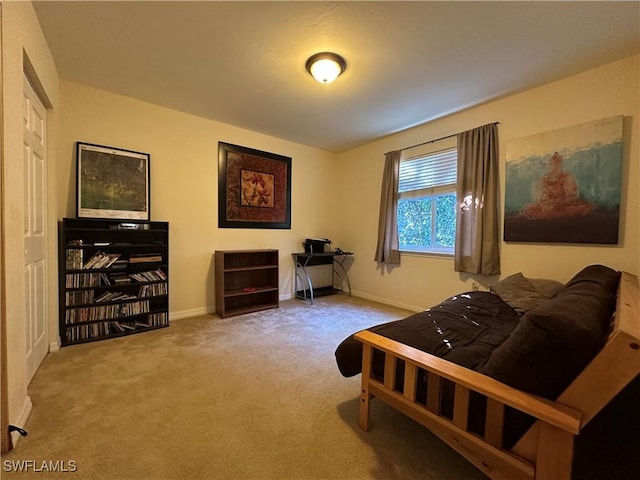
[218,142,292,229]
[76,142,150,220]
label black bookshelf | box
[58,218,169,346]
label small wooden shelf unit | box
[215,249,279,318]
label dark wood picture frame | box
[76,142,150,220]
[218,142,292,229]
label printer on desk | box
[303,238,332,254]
[294,238,352,303]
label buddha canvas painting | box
[504,116,623,243]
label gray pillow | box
[529,278,565,298]
[490,273,549,313]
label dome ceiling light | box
[305,52,347,84]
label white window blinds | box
[398,147,457,198]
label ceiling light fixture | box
[305,52,347,84]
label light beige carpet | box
[2,295,486,480]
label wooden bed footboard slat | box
[355,331,582,480]
[355,330,582,435]
[485,398,505,448]
[358,343,373,431]
[356,333,578,479]
[403,363,418,402]
[367,378,535,480]
[383,354,396,390]
[426,372,442,414]
[535,422,575,480]
[452,384,470,430]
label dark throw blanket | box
[335,291,520,377]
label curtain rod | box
[386,121,500,155]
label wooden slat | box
[383,353,396,389]
[368,379,534,480]
[535,422,575,480]
[358,344,373,431]
[452,384,470,430]
[355,330,582,434]
[403,362,418,401]
[426,371,441,414]
[485,398,505,448]
[614,272,639,338]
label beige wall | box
[3,1,638,446]
[336,55,640,311]
[1,0,60,444]
[57,81,339,320]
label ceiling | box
[33,1,640,153]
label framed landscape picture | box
[76,142,150,220]
[218,142,292,229]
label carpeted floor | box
[2,296,485,480]
[3,295,638,479]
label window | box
[397,147,457,254]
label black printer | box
[303,238,331,254]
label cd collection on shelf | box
[65,269,167,289]
[65,312,170,343]
[66,249,122,270]
[139,283,168,297]
[65,300,150,324]
[65,290,95,305]
[59,218,170,346]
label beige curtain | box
[454,124,500,274]
[374,150,401,264]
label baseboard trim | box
[351,290,422,313]
[10,396,33,447]
[168,290,409,321]
[171,293,294,321]
[169,307,213,321]
[49,339,60,353]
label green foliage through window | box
[398,193,456,252]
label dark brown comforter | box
[335,291,520,378]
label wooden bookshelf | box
[58,218,169,346]
[215,249,279,318]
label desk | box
[292,252,353,304]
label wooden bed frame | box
[355,272,639,480]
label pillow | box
[490,273,549,313]
[478,266,619,400]
[528,278,564,298]
[566,264,620,292]
[477,310,601,400]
